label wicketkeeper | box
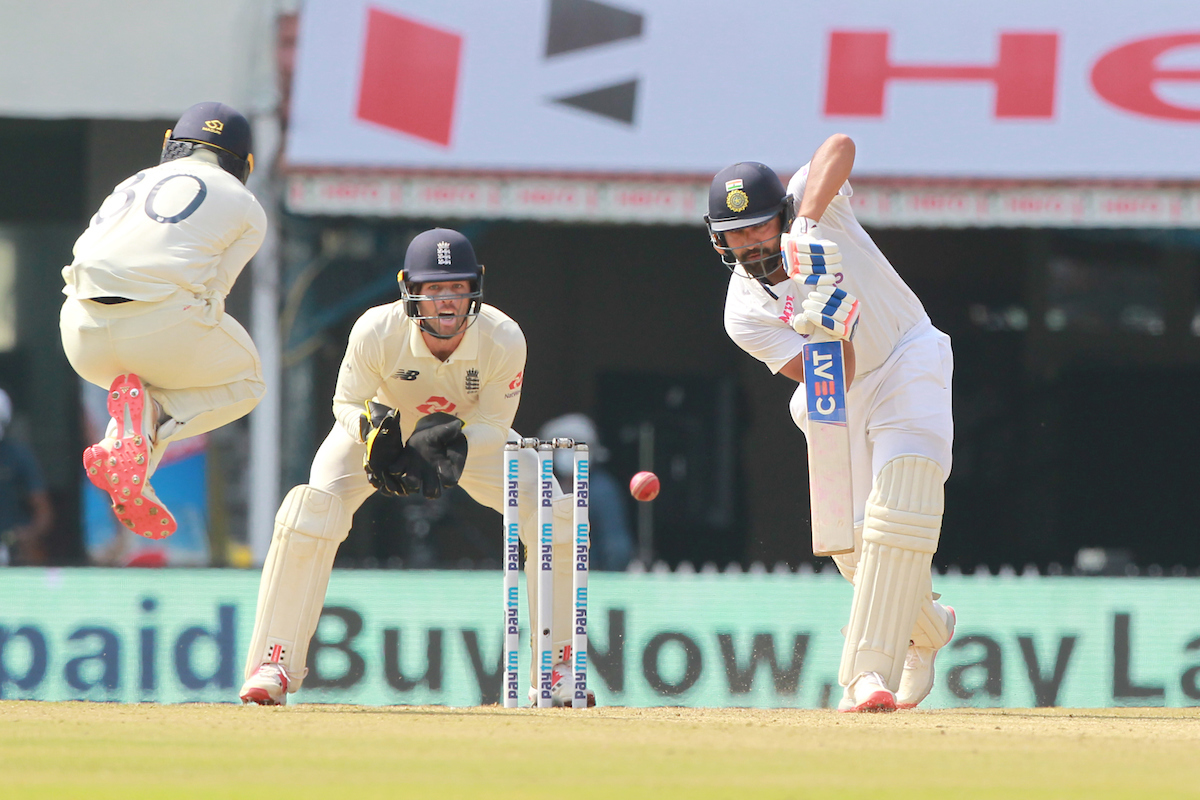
[706,134,956,712]
[240,228,593,707]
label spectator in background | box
[0,389,54,565]
[539,413,634,571]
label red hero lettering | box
[1091,34,1200,121]
[825,31,1057,118]
[825,30,1200,124]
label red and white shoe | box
[897,605,957,709]
[83,374,176,539]
[838,671,898,713]
[550,661,596,708]
[111,483,177,541]
[240,662,291,706]
[525,660,597,708]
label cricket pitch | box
[2,701,1198,799]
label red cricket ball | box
[629,471,660,502]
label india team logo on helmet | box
[725,179,749,212]
[704,162,796,278]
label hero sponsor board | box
[289,0,1200,179]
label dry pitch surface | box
[2,702,1198,799]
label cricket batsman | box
[707,134,956,711]
[240,228,593,707]
[60,101,266,539]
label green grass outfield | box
[2,701,1198,799]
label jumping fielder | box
[240,228,592,707]
[706,134,956,712]
[60,102,266,539]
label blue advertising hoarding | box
[2,569,1199,708]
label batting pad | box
[518,493,574,546]
[911,578,954,650]
[243,485,350,689]
[521,496,580,687]
[831,528,952,651]
[839,455,944,691]
[524,539,577,685]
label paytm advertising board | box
[2,569,1200,709]
[287,0,1200,179]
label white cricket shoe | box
[897,605,957,709]
[550,661,596,707]
[526,662,596,708]
[240,662,292,706]
[838,671,897,713]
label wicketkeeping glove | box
[361,402,419,497]
[781,216,842,287]
[405,412,469,500]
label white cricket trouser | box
[310,424,577,676]
[60,293,265,445]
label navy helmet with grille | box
[160,102,254,184]
[398,228,485,339]
[704,161,796,276]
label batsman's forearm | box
[798,134,855,222]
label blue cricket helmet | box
[704,161,796,277]
[161,101,255,184]
[398,228,485,339]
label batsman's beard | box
[737,247,783,279]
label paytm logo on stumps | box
[505,455,519,508]
[540,457,554,508]
[540,652,554,701]
[506,522,520,571]
[803,341,848,424]
[575,457,589,506]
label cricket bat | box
[801,333,854,555]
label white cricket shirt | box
[62,153,266,302]
[724,162,929,377]
[332,302,527,469]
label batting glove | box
[801,284,860,341]
[781,217,842,286]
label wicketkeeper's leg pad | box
[242,485,351,691]
[839,454,944,691]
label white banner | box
[0,0,277,119]
[287,0,1200,180]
